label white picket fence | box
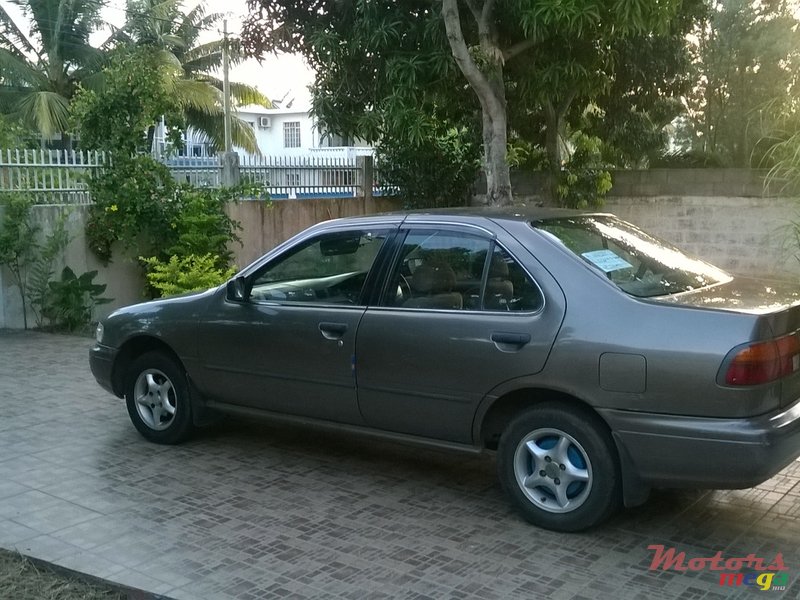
[0,149,108,204]
[0,149,369,204]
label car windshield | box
[533,215,732,298]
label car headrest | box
[411,263,456,294]
[488,254,509,279]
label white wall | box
[237,108,317,157]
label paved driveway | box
[0,331,799,599]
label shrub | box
[141,254,236,297]
[42,267,112,333]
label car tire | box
[497,402,621,532]
[124,351,194,445]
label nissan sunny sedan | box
[90,207,800,531]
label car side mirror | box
[226,276,249,302]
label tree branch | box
[441,0,502,116]
[503,38,537,62]
[558,87,578,117]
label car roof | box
[399,205,600,223]
[314,205,608,231]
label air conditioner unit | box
[258,116,272,128]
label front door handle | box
[491,332,531,348]
[319,322,348,340]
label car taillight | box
[725,332,800,385]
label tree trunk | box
[442,0,512,206]
[543,101,567,205]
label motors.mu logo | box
[647,545,791,591]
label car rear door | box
[355,222,566,444]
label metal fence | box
[0,150,371,203]
[162,156,222,188]
[240,155,363,199]
[0,149,108,204]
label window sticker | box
[581,249,633,273]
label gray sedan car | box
[90,207,800,531]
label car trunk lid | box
[652,277,800,407]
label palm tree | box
[0,0,106,145]
[124,0,271,154]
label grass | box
[0,548,127,600]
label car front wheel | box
[125,351,193,445]
[497,403,621,532]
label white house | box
[153,103,374,160]
[236,104,373,160]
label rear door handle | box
[491,332,531,346]
[319,322,348,340]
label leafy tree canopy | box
[120,0,272,154]
[0,0,107,141]
[243,0,695,205]
[677,0,800,167]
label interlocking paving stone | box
[0,330,799,599]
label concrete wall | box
[505,169,800,280]
[0,196,400,330]
[227,196,400,269]
[603,196,800,279]
[0,205,143,330]
[494,168,786,199]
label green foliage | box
[85,156,177,263]
[377,126,480,209]
[141,254,236,297]
[28,215,70,327]
[0,201,102,331]
[86,156,247,268]
[41,267,112,333]
[71,48,181,156]
[555,135,612,209]
[164,186,243,269]
[85,154,253,297]
[120,0,271,154]
[0,115,35,148]
[0,0,106,142]
[0,193,38,328]
[677,0,800,167]
[649,149,727,168]
[243,0,696,204]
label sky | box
[3,0,316,110]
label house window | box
[283,121,301,148]
[286,172,301,186]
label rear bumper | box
[600,399,800,488]
[89,344,119,396]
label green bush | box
[141,254,236,297]
[85,155,177,264]
[376,126,480,208]
[556,135,613,209]
[42,267,112,333]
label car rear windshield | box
[533,215,732,297]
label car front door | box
[355,225,566,443]
[195,225,396,424]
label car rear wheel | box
[125,351,193,445]
[497,403,621,532]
